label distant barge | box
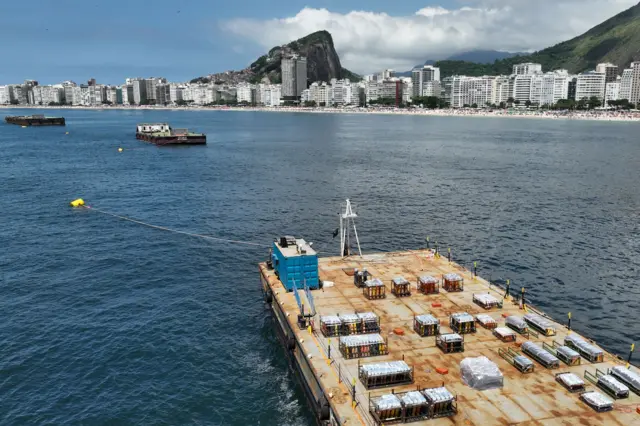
[5,115,65,126]
[136,123,206,146]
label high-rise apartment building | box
[595,63,618,83]
[281,56,308,98]
[575,72,606,101]
[411,65,440,97]
[619,68,633,101]
[629,62,640,106]
[132,78,147,104]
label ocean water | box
[1,108,639,425]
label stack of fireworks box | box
[442,273,464,292]
[339,334,388,359]
[391,276,411,297]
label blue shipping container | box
[272,239,319,291]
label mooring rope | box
[82,205,270,248]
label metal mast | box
[339,199,362,257]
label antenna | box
[339,199,362,257]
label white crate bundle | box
[401,391,427,406]
[340,334,384,348]
[460,356,504,390]
[360,361,411,378]
[415,314,439,326]
[475,314,496,327]
[422,386,454,403]
[373,394,402,411]
[565,335,604,359]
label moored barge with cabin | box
[135,123,206,145]
[259,200,639,425]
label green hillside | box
[437,2,640,77]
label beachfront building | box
[450,75,493,107]
[575,71,606,101]
[512,74,534,103]
[491,76,511,105]
[169,84,184,103]
[282,56,308,99]
[630,62,640,106]
[30,85,65,105]
[309,82,330,105]
[513,63,542,75]
[0,85,11,104]
[131,78,147,104]
[605,81,620,104]
[411,65,440,97]
[619,68,633,100]
[330,79,352,105]
[236,83,254,104]
[596,63,619,83]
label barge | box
[5,115,65,126]
[135,123,206,145]
[259,200,639,425]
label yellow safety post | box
[627,343,635,368]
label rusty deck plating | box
[260,249,639,425]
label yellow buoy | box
[118,147,123,152]
[65,132,69,135]
[70,198,85,207]
[21,126,27,128]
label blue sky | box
[0,1,634,85]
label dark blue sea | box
[1,108,639,425]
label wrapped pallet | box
[523,313,556,336]
[418,275,439,294]
[363,278,386,300]
[610,366,640,394]
[339,334,387,359]
[505,315,528,334]
[423,386,456,418]
[414,314,440,337]
[580,391,614,412]
[320,315,342,337]
[460,356,503,390]
[521,342,560,369]
[371,393,402,422]
[555,372,586,392]
[450,312,476,334]
[475,314,497,329]
[597,374,629,399]
[359,360,413,389]
[494,327,517,342]
[401,391,428,419]
[391,276,411,297]
[443,273,463,292]
[473,293,501,309]
[565,334,604,363]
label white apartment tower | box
[595,63,618,83]
[619,68,633,100]
[513,63,542,75]
[575,72,606,101]
[630,62,640,106]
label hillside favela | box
[2,2,640,426]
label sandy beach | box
[2,104,640,122]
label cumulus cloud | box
[221,1,637,74]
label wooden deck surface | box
[261,249,639,425]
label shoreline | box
[2,104,640,122]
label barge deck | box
[259,249,639,425]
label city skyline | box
[0,1,637,84]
